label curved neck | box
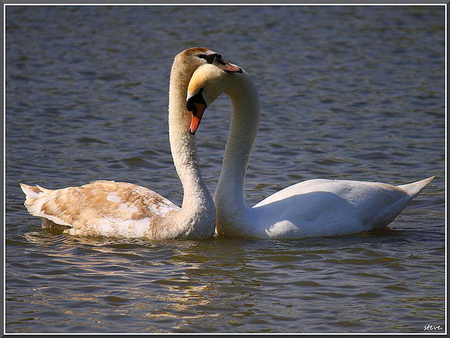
[214,72,261,224]
[168,63,214,226]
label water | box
[5,5,445,333]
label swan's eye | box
[198,53,222,64]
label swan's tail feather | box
[20,183,47,198]
[397,176,435,198]
[21,183,74,229]
[20,183,54,218]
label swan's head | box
[173,47,241,79]
[186,63,243,134]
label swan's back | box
[21,180,179,238]
[251,176,434,238]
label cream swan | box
[20,47,241,240]
[186,63,434,239]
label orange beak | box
[214,60,243,73]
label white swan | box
[20,47,241,240]
[186,63,434,239]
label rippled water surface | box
[5,5,445,333]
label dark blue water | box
[5,5,445,333]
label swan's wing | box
[253,178,432,238]
[20,180,179,237]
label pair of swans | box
[21,47,434,240]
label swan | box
[20,47,241,240]
[186,63,435,239]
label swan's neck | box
[214,72,261,235]
[167,65,215,237]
